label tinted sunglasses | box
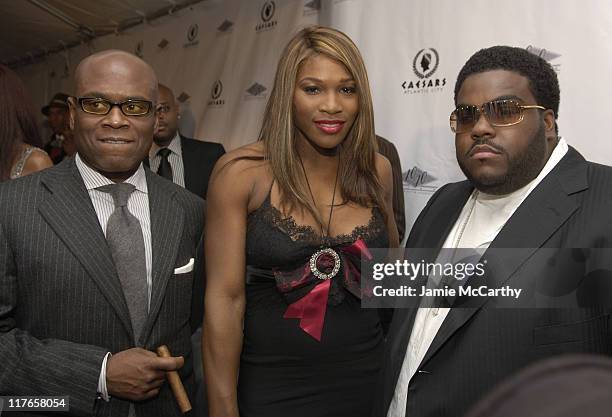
[450,99,545,133]
[77,97,154,117]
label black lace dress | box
[238,192,389,417]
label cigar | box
[156,345,192,414]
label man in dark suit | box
[378,46,612,417]
[149,84,225,200]
[0,50,204,416]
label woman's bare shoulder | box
[22,146,53,176]
[374,152,392,178]
[214,141,265,171]
[209,141,270,201]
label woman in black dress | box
[203,26,399,417]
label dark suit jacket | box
[180,135,225,200]
[376,147,612,417]
[0,158,205,417]
[376,135,406,242]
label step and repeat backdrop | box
[17,0,612,236]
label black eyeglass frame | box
[450,99,546,133]
[76,97,154,117]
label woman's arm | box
[21,148,53,176]
[202,153,253,417]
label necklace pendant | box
[309,248,341,280]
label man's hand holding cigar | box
[106,348,184,401]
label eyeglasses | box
[77,97,154,117]
[450,99,545,133]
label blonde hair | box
[259,25,385,226]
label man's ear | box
[67,96,77,130]
[543,109,556,132]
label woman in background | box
[203,26,399,417]
[0,64,52,181]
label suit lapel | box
[139,170,184,345]
[420,147,588,366]
[38,159,133,337]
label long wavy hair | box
[259,26,384,226]
[0,64,42,181]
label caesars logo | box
[402,47,446,95]
[188,24,199,41]
[208,80,225,106]
[244,82,268,100]
[413,48,438,79]
[256,1,277,32]
[526,45,561,72]
[184,23,199,47]
[403,166,437,193]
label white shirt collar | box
[149,132,182,159]
[75,153,148,194]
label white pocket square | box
[174,258,194,274]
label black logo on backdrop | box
[217,20,234,33]
[256,1,278,32]
[184,24,199,47]
[525,45,561,62]
[402,47,446,94]
[209,80,225,106]
[262,1,276,21]
[177,92,190,103]
[304,0,321,14]
[403,166,436,188]
[244,82,268,100]
[212,80,223,99]
[526,45,561,72]
[188,24,199,41]
[413,48,439,79]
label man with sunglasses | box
[378,46,612,417]
[0,50,204,417]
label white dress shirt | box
[149,133,185,187]
[387,138,569,417]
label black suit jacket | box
[0,158,205,417]
[376,147,612,417]
[180,135,225,200]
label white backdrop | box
[16,0,612,236]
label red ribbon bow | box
[274,239,373,341]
